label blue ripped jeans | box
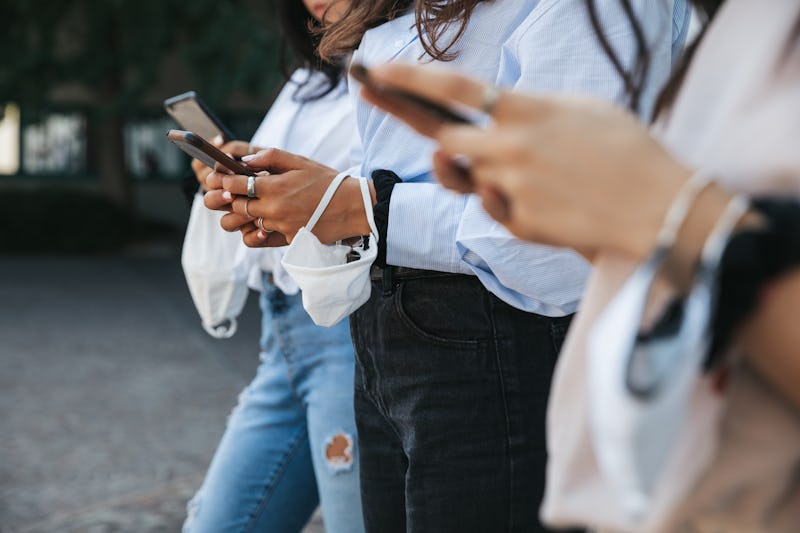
[184,274,364,533]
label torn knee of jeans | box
[227,388,248,423]
[323,431,354,473]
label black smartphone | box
[167,130,255,176]
[350,63,474,125]
[164,91,236,143]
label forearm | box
[739,269,800,408]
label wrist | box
[663,184,736,290]
[331,176,373,238]
[624,164,693,262]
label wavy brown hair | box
[317,0,488,62]
[586,0,800,118]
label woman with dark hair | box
[182,1,364,532]
[206,1,688,531]
[357,0,800,531]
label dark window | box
[22,110,87,176]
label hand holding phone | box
[167,130,256,176]
[350,63,474,125]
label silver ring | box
[247,176,256,198]
[244,198,254,218]
[256,217,274,233]
[481,84,501,115]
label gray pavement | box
[0,254,324,532]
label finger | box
[476,183,511,225]
[366,63,486,112]
[239,222,259,238]
[220,212,253,232]
[432,150,475,194]
[361,85,454,139]
[219,140,251,157]
[240,147,311,173]
[222,172,271,197]
[243,229,289,248]
[230,196,261,218]
[204,189,235,211]
[213,161,236,175]
[368,63,552,123]
[191,158,206,181]
[436,125,498,167]
[205,169,225,190]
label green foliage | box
[0,0,281,112]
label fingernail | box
[213,135,223,146]
[242,154,257,162]
[222,191,233,201]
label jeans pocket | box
[393,281,483,347]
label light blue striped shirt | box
[346,0,691,315]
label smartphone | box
[350,63,474,125]
[164,91,236,143]
[167,130,256,176]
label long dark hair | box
[586,0,800,119]
[317,0,488,62]
[276,0,344,101]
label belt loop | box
[382,265,395,297]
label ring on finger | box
[256,217,274,233]
[244,198,254,218]
[247,175,256,198]
[481,84,501,115]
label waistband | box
[369,265,466,282]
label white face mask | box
[585,196,749,524]
[281,172,378,327]
[182,193,252,339]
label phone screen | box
[164,92,235,142]
[167,130,255,176]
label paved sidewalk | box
[0,255,324,532]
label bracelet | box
[655,170,714,249]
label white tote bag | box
[181,193,251,338]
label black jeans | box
[350,270,574,533]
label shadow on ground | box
[0,253,323,532]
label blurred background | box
[1,1,323,530]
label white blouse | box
[244,68,355,293]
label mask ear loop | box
[625,193,750,398]
[304,171,351,233]
[357,177,379,241]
